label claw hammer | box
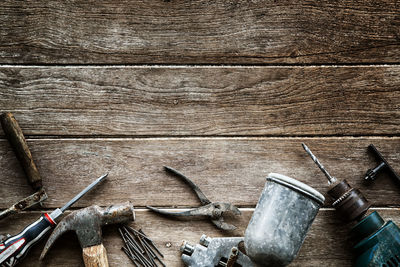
[0,173,108,266]
[40,202,135,267]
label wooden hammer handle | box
[82,244,109,267]
[0,112,42,190]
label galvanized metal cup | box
[244,173,325,266]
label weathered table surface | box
[1,1,399,266]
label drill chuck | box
[302,144,400,266]
[302,144,370,222]
[328,180,370,222]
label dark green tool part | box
[351,211,400,267]
[303,143,400,266]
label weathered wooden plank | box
[1,1,400,64]
[0,137,399,209]
[2,208,396,267]
[1,66,399,136]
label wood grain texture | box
[1,1,398,266]
[1,1,400,64]
[2,208,397,267]
[0,137,399,209]
[0,112,43,190]
[82,244,109,267]
[1,66,399,136]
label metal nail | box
[143,240,156,258]
[122,246,139,267]
[134,245,154,267]
[118,228,129,244]
[123,227,145,254]
[136,235,155,266]
[120,228,141,266]
[125,233,145,254]
[139,229,164,258]
[120,226,164,266]
[144,241,166,267]
[128,226,154,243]
[139,236,158,267]
[129,243,151,267]
[120,227,151,266]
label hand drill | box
[302,144,400,267]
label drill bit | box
[302,143,337,185]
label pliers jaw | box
[210,202,241,230]
[147,167,241,231]
[211,218,237,231]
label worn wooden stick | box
[82,244,109,267]
[0,112,42,190]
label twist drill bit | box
[302,143,370,222]
[302,143,337,185]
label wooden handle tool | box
[0,112,42,190]
[40,203,134,267]
[83,244,109,267]
[0,174,108,266]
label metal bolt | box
[199,234,211,247]
[180,240,195,256]
[226,247,239,267]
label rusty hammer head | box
[40,202,135,260]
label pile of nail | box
[118,226,165,267]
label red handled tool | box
[0,173,108,266]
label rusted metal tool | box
[147,166,241,231]
[0,173,108,266]
[180,172,325,267]
[119,226,165,267]
[303,144,400,266]
[0,112,48,221]
[40,202,135,267]
[302,143,370,221]
[180,236,254,267]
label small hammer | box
[40,202,135,267]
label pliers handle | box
[147,166,241,231]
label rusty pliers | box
[147,166,241,231]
